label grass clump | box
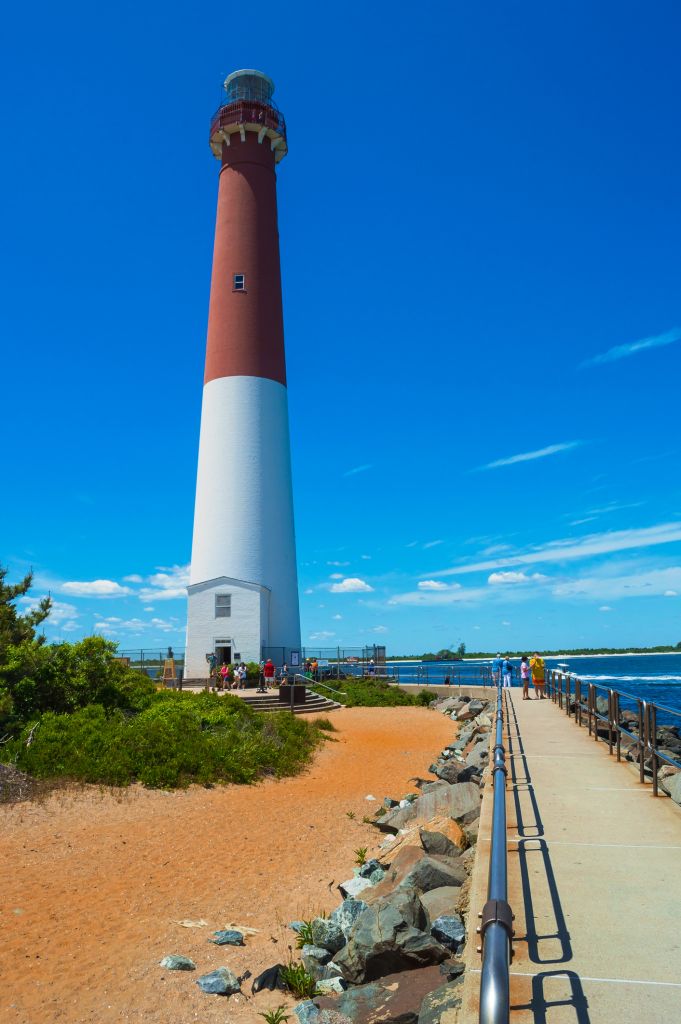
[280,961,320,999]
[354,846,368,866]
[260,1009,290,1024]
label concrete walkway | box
[461,689,681,1023]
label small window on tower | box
[215,594,231,618]
[233,274,246,291]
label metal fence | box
[546,670,681,796]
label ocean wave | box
[575,674,681,683]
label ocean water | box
[385,653,681,717]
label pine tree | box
[0,567,52,662]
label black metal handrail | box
[479,681,512,1023]
[546,671,681,796]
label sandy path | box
[0,707,455,1024]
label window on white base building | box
[215,594,231,617]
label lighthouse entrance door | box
[215,642,232,666]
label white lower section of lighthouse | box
[185,375,301,679]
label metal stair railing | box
[478,680,513,1024]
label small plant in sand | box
[354,846,368,866]
[346,810,356,820]
[361,815,373,824]
[280,960,320,999]
[259,1008,290,1024]
[295,919,315,948]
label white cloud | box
[371,625,388,633]
[581,326,681,368]
[361,554,372,560]
[664,590,678,597]
[418,580,449,591]
[431,522,681,577]
[329,577,374,593]
[344,464,372,477]
[332,614,343,620]
[309,631,335,641]
[502,620,512,626]
[62,579,133,598]
[304,588,314,595]
[488,571,548,585]
[138,564,189,601]
[423,540,443,549]
[94,615,177,635]
[20,597,79,625]
[327,561,350,567]
[475,441,583,472]
[143,606,155,611]
[599,606,613,612]
[329,573,344,580]
[123,574,143,583]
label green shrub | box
[280,961,319,999]
[4,692,326,789]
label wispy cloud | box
[423,540,444,549]
[581,327,681,368]
[309,630,335,641]
[551,566,681,601]
[62,579,133,598]
[429,522,681,577]
[344,464,373,477]
[329,577,374,593]
[474,441,583,472]
[418,580,449,591]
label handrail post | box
[479,680,512,1024]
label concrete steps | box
[239,690,344,715]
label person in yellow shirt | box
[529,652,546,699]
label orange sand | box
[0,707,455,1023]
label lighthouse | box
[185,70,301,680]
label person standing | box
[491,654,502,686]
[520,655,531,699]
[502,656,514,689]
[263,658,276,689]
[530,652,546,698]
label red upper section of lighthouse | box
[203,71,288,388]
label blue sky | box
[2,0,680,653]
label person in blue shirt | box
[502,657,514,688]
[492,654,503,686]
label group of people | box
[492,653,546,700]
[213,661,249,691]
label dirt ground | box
[0,706,455,1024]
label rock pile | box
[291,693,495,1024]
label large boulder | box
[332,888,450,983]
[302,944,333,978]
[339,875,373,899]
[420,828,459,858]
[419,887,461,927]
[465,738,490,773]
[330,899,369,937]
[311,917,345,954]
[418,978,465,1024]
[376,782,481,834]
[432,760,480,785]
[364,846,467,904]
[316,964,449,1022]
[659,769,681,805]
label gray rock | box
[310,917,345,954]
[332,887,449,983]
[196,966,240,995]
[418,978,464,1023]
[209,929,244,945]
[330,898,369,937]
[339,875,373,899]
[419,887,461,927]
[447,781,482,822]
[660,771,681,805]
[302,944,333,978]
[468,700,486,715]
[159,954,196,971]
[462,819,480,846]
[596,696,609,716]
[454,707,475,721]
[383,797,399,809]
[294,1001,321,1024]
[431,914,466,952]
[460,846,477,872]
[439,959,466,980]
[400,853,467,893]
[465,738,490,772]
[317,976,348,994]
[357,858,383,878]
